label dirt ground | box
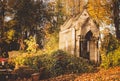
[5,65,120,81]
[40,66,120,81]
[8,51,120,81]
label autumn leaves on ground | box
[0,0,120,81]
[8,50,120,81]
[41,67,120,81]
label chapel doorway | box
[80,30,93,59]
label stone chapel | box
[59,9,100,63]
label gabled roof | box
[60,9,90,30]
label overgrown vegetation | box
[24,36,39,53]
[0,0,120,80]
[8,50,94,79]
[100,34,120,69]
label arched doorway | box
[80,30,93,59]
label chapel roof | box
[60,9,99,38]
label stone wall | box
[59,9,100,63]
[59,27,75,55]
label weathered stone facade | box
[59,9,100,63]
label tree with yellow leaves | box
[57,0,86,16]
[87,0,112,24]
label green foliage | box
[101,34,120,54]
[100,52,111,69]
[44,32,59,54]
[9,50,94,79]
[48,50,93,77]
[67,56,93,73]
[14,55,26,66]
[12,54,41,71]
[24,36,38,53]
[7,29,15,40]
[50,50,69,76]
[50,50,93,77]
[25,56,42,70]
[13,66,35,78]
[101,47,120,69]
[38,54,55,78]
[14,0,49,37]
[107,34,120,53]
[101,34,120,69]
[51,49,67,57]
[111,49,120,66]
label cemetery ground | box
[43,66,120,81]
[0,51,120,81]
[1,65,120,81]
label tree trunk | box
[113,0,120,40]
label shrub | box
[49,50,94,77]
[101,34,120,54]
[100,52,111,69]
[50,50,68,76]
[21,55,42,71]
[13,66,35,78]
[9,50,94,79]
[100,34,120,69]
[67,56,93,73]
[108,48,120,66]
[101,47,120,69]
[39,54,55,78]
[24,36,39,53]
[44,32,59,54]
[10,53,42,71]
